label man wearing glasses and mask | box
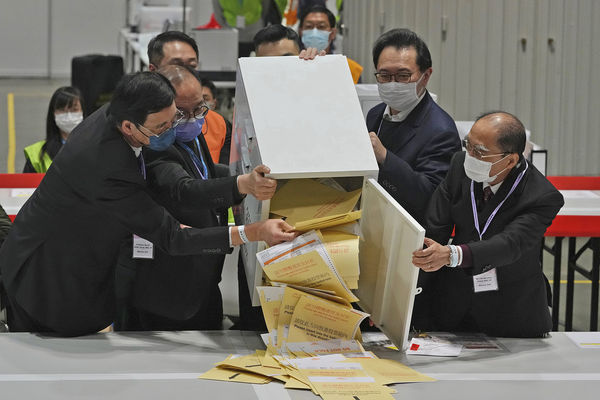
[412,112,563,337]
[117,65,285,331]
[367,28,461,226]
[0,72,295,336]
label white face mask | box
[463,152,511,183]
[376,73,425,113]
[55,111,83,134]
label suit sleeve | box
[147,148,244,210]
[423,163,456,245]
[379,127,461,220]
[96,170,231,256]
[466,189,564,275]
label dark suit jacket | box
[0,105,232,336]
[366,92,461,225]
[421,152,564,337]
[130,137,244,325]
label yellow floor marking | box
[7,92,16,173]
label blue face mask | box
[175,118,204,143]
[301,28,331,52]
[146,127,176,151]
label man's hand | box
[237,165,277,200]
[369,132,387,164]
[299,48,326,60]
[412,237,450,272]
[240,219,297,247]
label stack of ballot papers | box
[199,350,435,399]
[270,178,362,231]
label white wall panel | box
[50,0,126,77]
[343,0,599,175]
[0,0,49,76]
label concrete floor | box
[0,78,597,331]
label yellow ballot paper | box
[349,358,436,385]
[262,250,358,303]
[270,179,362,227]
[256,286,285,346]
[287,296,369,343]
[321,230,360,289]
[294,210,361,232]
[277,287,346,348]
[216,354,285,381]
[199,366,272,384]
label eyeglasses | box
[137,109,185,137]
[178,104,209,121]
[374,71,416,84]
[462,138,507,159]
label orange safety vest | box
[202,110,228,164]
[347,57,364,84]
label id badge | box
[473,268,499,293]
[132,234,154,259]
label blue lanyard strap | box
[470,161,528,240]
[178,137,208,180]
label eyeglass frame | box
[374,69,420,84]
[462,138,508,159]
[136,109,185,137]
[178,103,209,121]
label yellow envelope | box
[294,210,362,232]
[287,295,369,343]
[351,358,436,384]
[262,250,358,302]
[198,366,272,384]
[270,179,362,227]
[277,287,331,348]
[322,230,360,288]
[314,382,395,400]
[216,354,285,381]
[256,286,285,345]
[284,376,312,390]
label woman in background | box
[23,86,83,173]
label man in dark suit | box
[412,112,564,337]
[122,65,270,330]
[366,28,461,225]
[0,71,295,336]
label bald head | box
[474,111,526,155]
[158,65,203,118]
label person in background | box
[200,78,219,112]
[23,86,83,173]
[200,78,232,165]
[412,112,563,337]
[298,5,363,83]
[253,24,301,57]
[147,31,231,165]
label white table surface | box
[0,331,598,399]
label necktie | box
[483,186,493,203]
[137,153,146,180]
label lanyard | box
[178,137,208,180]
[470,161,528,240]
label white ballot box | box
[230,55,424,351]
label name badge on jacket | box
[473,268,499,293]
[132,234,154,259]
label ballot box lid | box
[236,55,378,179]
[357,178,425,352]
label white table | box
[0,331,598,399]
